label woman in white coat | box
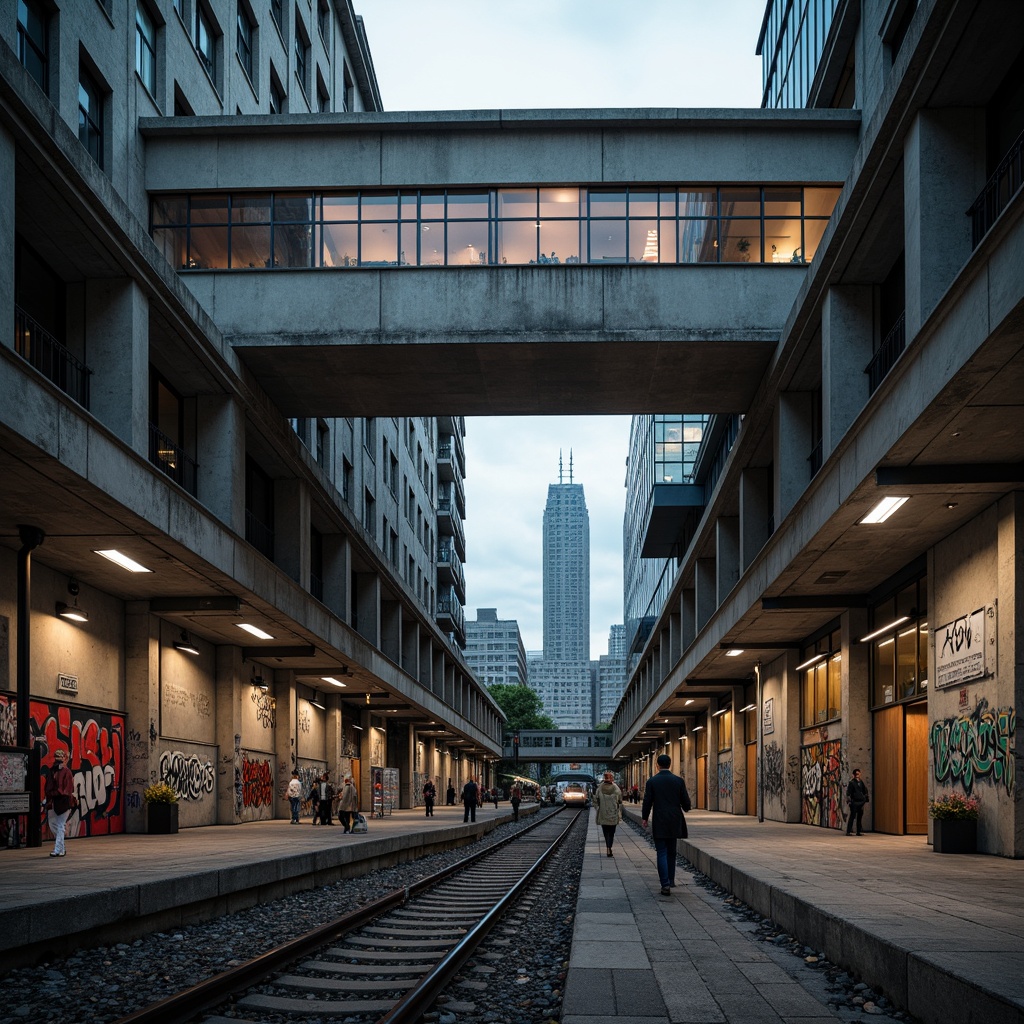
[594,771,623,857]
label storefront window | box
[869,576,928,708]
[800,625,841,728]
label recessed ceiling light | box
[94,549,153,573]
[684,699,694,706]
[859,616,910,643]
[725,649,744,657]
[795,653,827,672]
[322,676,347,687]
[859,496,909,524]
[237,623,274,640]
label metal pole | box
[16,525,45,749]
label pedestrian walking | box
[422,779,436,817]
[462,777,480,822]
[287,770,301,824]
[308,776,320,825]
[446,779,456,806]
[594,771,623,857]
[641,753,691,895]
[510,784,522,822]
[43,749,75,858]
[338,776,358,832]
[317,771,335,825]
[491,787,499,809]
[846,768,870,835]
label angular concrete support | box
[196,394,245,533]
[904,109,984,337]
[739,466,772,570]
[401,616,419,678]
[354,571,380,647]
[323,533,350,621]
[716,516,740,604]
[681,587,696,651]
[380,597,401,663]
[774,391,813,525]
[695,557,716,632]
[843,609,872,832]
[822,285,874,457]
[86,278,148,452]
[215,646,245,824]
[274,670,296,820]
[668,609,681,665]
[124,602,159,833]
[419,633,432,687]
[274,479,309,586]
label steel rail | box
[110,807,564,1024]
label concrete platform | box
[0,801,528,967]
[563,810,1024,1024]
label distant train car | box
[562,782,588,806]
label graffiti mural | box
[801,738,844,828]
[239,752,274,820]
[930,699,1016,796]
[0,694,125,843]
[718,760,733,805]
[159,749,215,801]
[250,689,276,730]
[761,741,786,814]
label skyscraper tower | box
[542,451,591,661]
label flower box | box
[147,801,179,834]
[933,816,976,854]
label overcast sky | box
[359,1,766,657]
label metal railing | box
[14,306,91,408]
[968,130,1024,249]
[865,311,906,394]
[148,423,198,495]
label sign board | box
[762,697,775,736]
[57,673,79,695]
[0,792,30,815]
[0,750,28,792]
[935,609,986,689]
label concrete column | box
[681,587,696,650]
[695,557,716,632]
[124,602,159,833]
[196,394,245,533]
[215,646,245,824]
[716,516,740,604]
[274,669,296,820]
[843,608,872,832]
[323,533,350,621]
[274,479,309,586]
[402,616,419,678]
[780,651,803,823]
[739,466,772,570]
[729,685,745,815]
[398,723,413,809]
[380,598,401,663]
[904,109,984,337]
[774,392,813,525]
[354,571,380,646]
[668,609,681,665]
[357,706,372,811]
[0,126,13,352]
[822,285,874,456]
[419,633,432,687]
[86,279,148,452]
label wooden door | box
[746,743,757,815]
[905,703,929,834]
[873,705,904,834]
[696,756,707,809]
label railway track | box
[113,807,581,1024]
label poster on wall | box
[935,608,987,689]
[762,697,775,735]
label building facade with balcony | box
[464,608,528,688]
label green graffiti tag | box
[929,699,1016,796]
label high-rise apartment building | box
[594,624,627,727]
[465,608,527,687]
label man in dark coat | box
[846,768,870,835]
[462,777,480,822]
[641,753,692,896]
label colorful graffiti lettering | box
[159,750,215,802]
[801,739,844,828]
[930,699,1016,796]
[718,760,733,803]
[241,753,273,809]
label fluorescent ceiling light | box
[237,623,274,640]
[712,708,728,717]
[739,704,756,713]
[725,649,744,657]
[94,549,153,573]
[692,725,705,731]
[859,496,909,524]
[795,653,826,672]
[322,676,347,687]
[859,616,909,643]
[684,699,694,706]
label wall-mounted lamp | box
[174,630,200,656]
[56,580,88,622]
[365,693,371,705]
[351,723,364,730]
[252,674,269,693]
[309,695,325,710]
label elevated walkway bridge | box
[503,729,614,763]
[140,109,860,417]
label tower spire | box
[569,449,574,484]
[558,449,563,484]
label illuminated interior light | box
[684,699,694,706]
[94,549,153,573]
[796,653,827,672]
[859,496,909,524]
[236,623,274,640]
[322,677,347,687]
[859,616,909,643]
[725,649,744,657]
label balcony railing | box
[865,311,906,394]
[148,423,198,496]
[14,306,91,408]
[245,509,275,560]
[968,129,1024,249]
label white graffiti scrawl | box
[159,749,215,801]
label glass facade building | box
[758,0,842,109]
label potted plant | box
[929,792,979,853]
[144,781,180,834]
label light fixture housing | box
[795,652,827,672]
[94,549,153,573]
[252,675,268,692]
[173,630,200,656]
[56,601,89,623]
[859,616,910,643]
[237,623,274,640]
[859,496,909,524]
[725,649,744,657]
[309,695,325,710]
[739,703,756,713]
[322,676,347,687]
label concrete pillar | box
[86,279,148,452]
[402,616,419,677]
[215,646,245,824]
[124,602,159,833]
[0,126,13,351]
[780,651,803,823]
[695,557,716,632]
[357,706,372,812]
[668,609,681,665]
[681,587,696,650]
[354,571,380,646]
[729,685,745,815]
[739,466,772,570]
[822,285,874,457]
[716,516,740,604]
[323,533,350,621]
[274,669,297,820]
[196,394,245,533]
[843,608,872,832]
[380,598,401,663]
[904,109,984,338]
[774,392,813,525]
[274,479,309,586]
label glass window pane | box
[273,223,312,267]
[628,219,661,262]
[720,187,760,216]
[446,221,489,265]
[397,223,415,266]
[447,192,489,219]
[360,221,398,265]
[765,218,801,262]
[659,191,677,216]
[497,189,537,218]
[590,220,627,263]
[361,193,398,221]
[230,224,271,267]
[420,221,444,264]
[420,191,444,219]
[764,187,801,217]
[802,219,826,262]
[679,190,717,217]
[274,194,313,223]
[827,654,841,719]
[804,186,841,217]
[190,195,229,225]
[917,620,929,690]
[801,669,815,727]
[896,626,917,698]
[658,220,677,262]
[322,195,358,221]
[153,227,187,269]
[538,220,580,263]
[720,219,761,262]
[678,219,718,263]
[232,195,272,223]
[539,187,579,218]
[873,635,895,706]
[400,194,418,220]
[589,191,626,217]
[496,220,537,264]
[151,196,188,226]
[628,191,658,216]
[320,222,358,266]
[188,225,229,269]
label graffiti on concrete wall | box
[761,741,786,814]
[250,689,276,730]
[240,752,273,819]
[718,760,733,805]
[159,749,215,802]
[801,738,844,828]
[930,699,1016,796]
